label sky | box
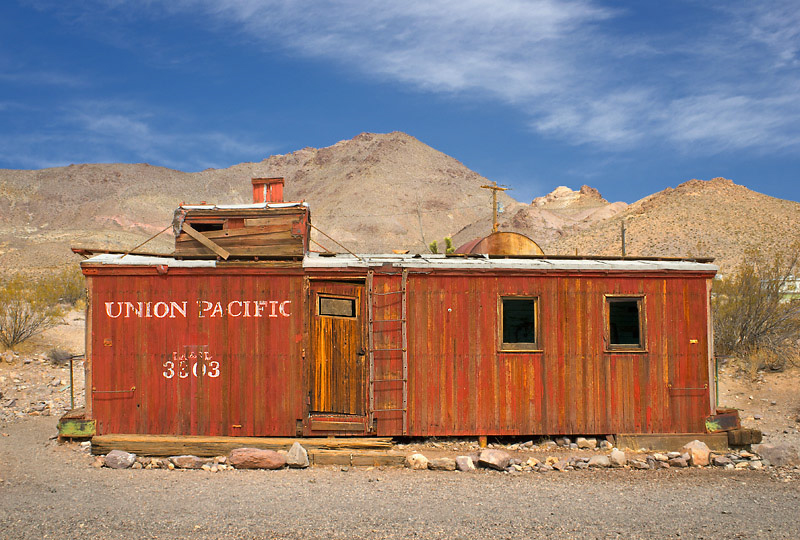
[1,0,799,204]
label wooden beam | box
[181,222,231,260]
[91,434,393,456]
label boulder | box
[555,437,571,447]
[104,450,136,469]
[652,453,669,462]
[406,453,429,470]
[755,443,800,468]
[630,460,650,470]
[552,460,568,472]
[478,449,511,470]
[455,456,476,472]
[576,437,597,450]
[712,455,733,467]
[286,442,309,469]
[429,458,456,471]
[229,448,286,470]
[668,457,688,468]
[587,455,610,468]
[609,449,627,468]
[681,440,711,467]
[170,455,207,469]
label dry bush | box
[0,275,63,349]
[713,247,800,374]
[44,265,84,306]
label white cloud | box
[0,101,272,171]
[32,0,800,154]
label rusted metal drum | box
[455,231,544,256]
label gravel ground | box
[1,417,799,540]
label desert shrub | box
[713,247,800,373]
[44,266,84,306]
[0,274,63,349]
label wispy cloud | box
[0,100,273,171]
[112,0,799,154]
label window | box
[605,295,645,351]
[500,296,540,351]
[318,295,356,318]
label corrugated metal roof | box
[81,252,717,273]
[179,202,309,210]
[82,254,216,267]
[303,253,718,272]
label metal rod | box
[120,224,172,259]
[310,224,362,260]
[69,356,74,409]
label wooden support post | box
[182,222,231,260]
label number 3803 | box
[162,351,219,379]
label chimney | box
[252,177,284,203]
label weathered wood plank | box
[181,222,230,260]
[91,434,393,456]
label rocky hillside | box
[546,178,800,272]
[0,132,513,272]
[1,132,798,275]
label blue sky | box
[1,0,799,204]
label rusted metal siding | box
[397,271,713,436]
[85,267,305,436]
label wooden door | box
[310,282,366,415]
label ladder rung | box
[370,348,405,352]
[369,318,406,323]
[373,408,407,412]
[370,378,408,383]
[370,290,404,296]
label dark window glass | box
[319,296,356,318]
[608,299,641,346]
[502,298,537,345]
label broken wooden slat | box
[181,222,231,260]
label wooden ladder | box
[366,268,408,435]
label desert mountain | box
[0,132,513,272]
[1,132,798,275]
[546,178,800,272]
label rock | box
[569,443,578,449]
[552,460,568,472]
[681,440,711,467]
[668,457,688,468]
[609,449,627,467]
[630,459,650,470]
[229,448,286,470]
[749,460,763,470]
[712,455,733,467]
[91,456,104,468]
[286,442,309,469]
[755,443,800,468]
[201,464,212,471]
[545,456,559,467]
[652,453,668,462]
[478,449,511,470]
[555,437,571,447]
[104,450,136,469]
[588,455,610,468]
[541,440,557,448]
[576,437,597,450]
[526,457,540,467]
[735,461,749,469]
[405,453,429,470]
[574,461,589,470]
[667,452,682,459]
[3,399,17,408]
[455,456,476,471]
[599,440,613,450]
[131,462,143,470]
[429,458,456,471]
[170,455,207,469]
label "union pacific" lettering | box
[104,300,291,319]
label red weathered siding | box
[86,267,305,436]
[393,271,713,436]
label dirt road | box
[1,417,798,540]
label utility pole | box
[480,181,509,233]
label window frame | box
[317,293,358,319]
[604,294,647,353]
[498,295,542,352]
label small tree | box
[444,237,455,254]
[713,247,800,371]
[428,240,438,254]
[0,275,63,349]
